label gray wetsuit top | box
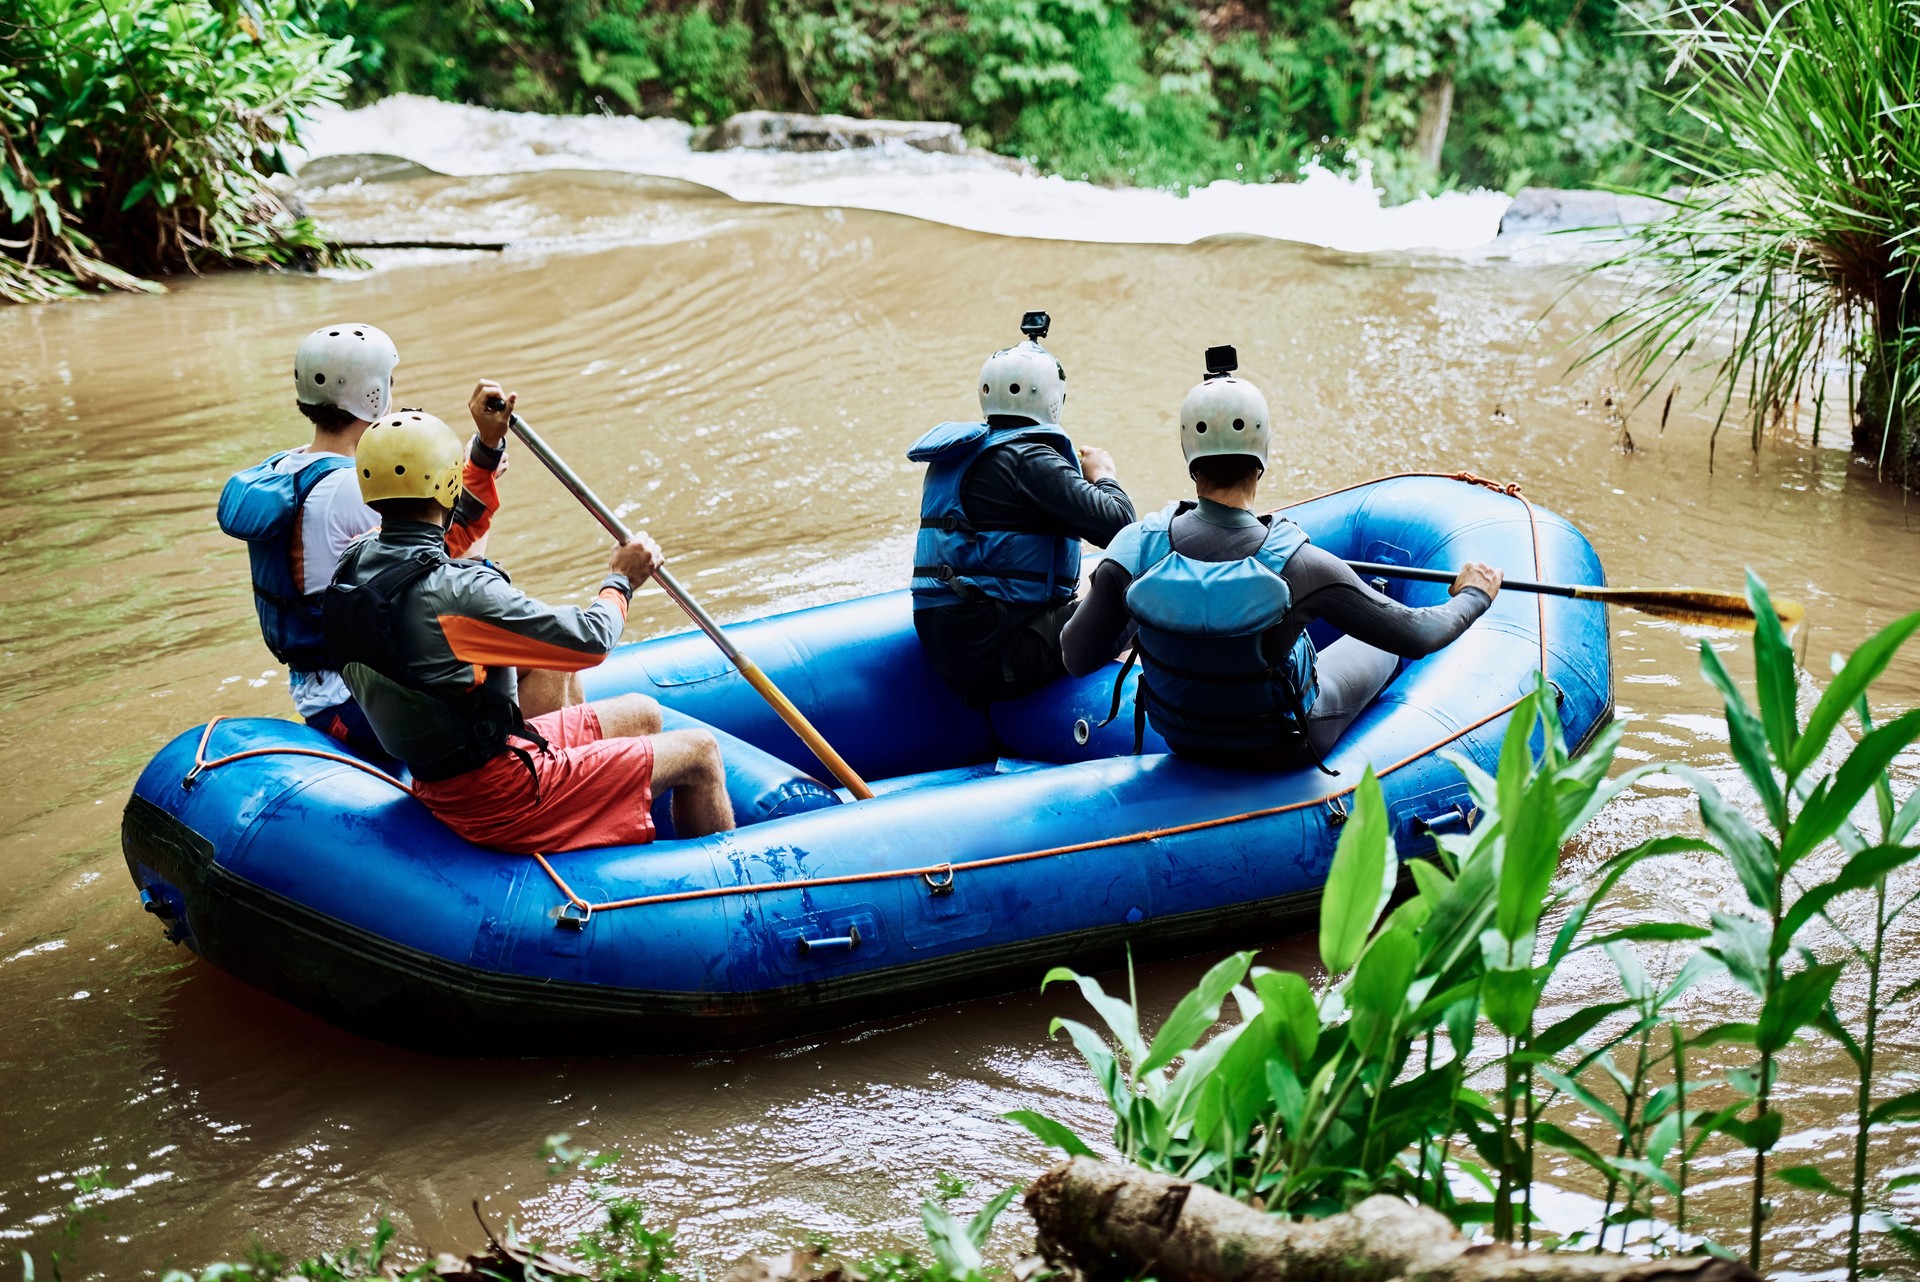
[1060,497,1491,677]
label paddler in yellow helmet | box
[321,410,735,849]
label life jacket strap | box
[1132,636,1276,685]
[912,564,1064,587]
[251,583,299,609]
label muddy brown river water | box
[1,163,1917,1279]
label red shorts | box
[413,704,655,853]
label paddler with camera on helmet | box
[322,409,735,850]
[909,311,1137,705]
[1061,346,1504,770]
[216,324,575,763]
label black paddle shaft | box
[1345,560,1580,599]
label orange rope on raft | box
[1273,470,1550,674]
[182,471,1562,921]
[530,691,1531,917]
[187,717,420,793]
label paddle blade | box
[1572,586,1805,632]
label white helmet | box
[294,323,399,421]
[1180,346,1269,474]
[979,341,1066,425]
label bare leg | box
[651,727,734,837]
[589,692,662,737]
[517,668,586,719]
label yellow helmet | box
[356,410,465,508]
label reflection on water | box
[0,167,1915,1279]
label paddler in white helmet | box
[908,310,1136,704]
[1061,345,1503,771]
[215,325,571,763]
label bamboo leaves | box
[1792,609,1920,779]
[1318,767,1397,976]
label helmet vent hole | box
[1195,421,1208,433]
[981,382,989,394]
[1009,383,1021,395]
[362,468,371,478]
[313,373,326,384]
[394,465,406,475]
[1233,418,1245,430]
[328,330,339,337]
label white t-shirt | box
[270,448,379,717]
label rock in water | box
[1498,186,1673,236]
[693,111,967,155]
[297,153,443,188]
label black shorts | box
[914,598,1075,706]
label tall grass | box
[1575,0,1920,488]
[1018,581,1920,1276]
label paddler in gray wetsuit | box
[1060,346,1503,770]
[909,312,1136,705]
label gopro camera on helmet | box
[1204,344,1238,377]
[1020,311,1051,341]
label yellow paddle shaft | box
[505,412,875,800]
[1346,561,1804,632]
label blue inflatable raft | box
[122,476,1612,1053]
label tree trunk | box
[1853,305,1918,489]
[1411,73,1455,174]
[1024,1159,1760,1282]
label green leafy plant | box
[1012,678,1688,1230]
[1673,580,1920,1270]
[1014,579,1920,1274]
[2,0,358,301]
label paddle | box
[492,405,876,800]
[1345,561,1805,632]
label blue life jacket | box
[1104,503,1320,754]
[217,450,354,672]
[907,421,1081,612]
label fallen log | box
[1024,1159,1760,1282]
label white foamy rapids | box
[294,95,1512,252]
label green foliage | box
[1017,581,1920,1273]
[1674,582,1920,1272]
[313,0,1667,195]
[1014,679,1670,1227]
[1,0,358,302]
[1576,0,1920,488]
